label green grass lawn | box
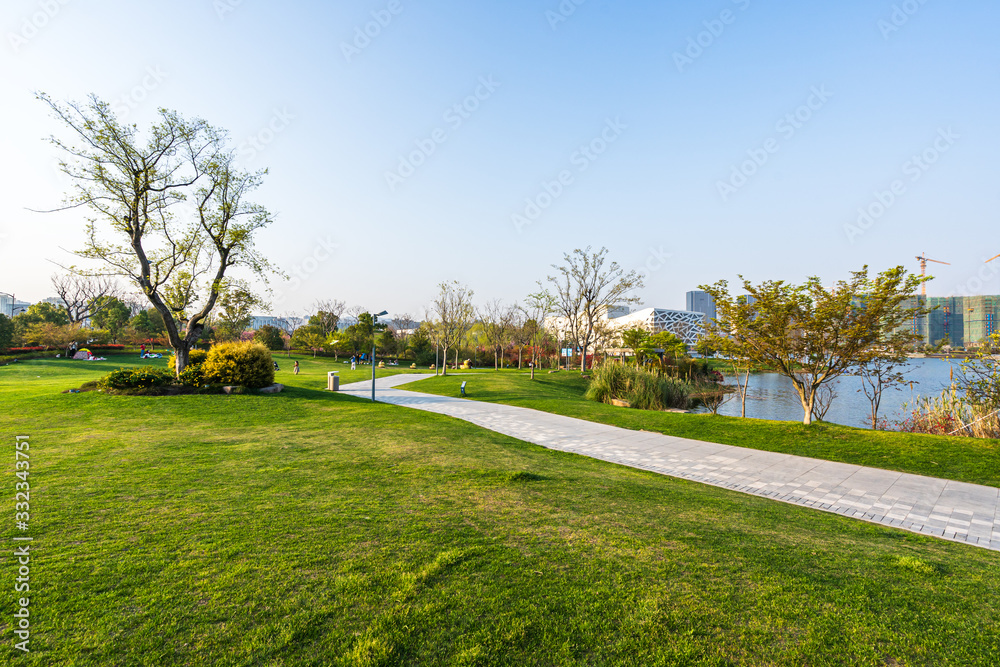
[402,370,1000,488]
[1,356,999,665]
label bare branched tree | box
[523,288,556,379]
[811,383,838,422]
[857,355,912,429]
[509,305,530,369]
[51,273,122,324]
[311,299,346,336]
[389,313,417,358]
[479,299,516,370]
[431,281,474,377]
[345,305,367,326]
[547,247,643,374]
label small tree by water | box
[701,266,928,425]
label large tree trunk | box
[791,378,815,425]
[801,388,817,425]
[581,343,589,373]
[494,349,498,371]
[441,346,448,376]
[518,347,522,369]
[173,342,190,377]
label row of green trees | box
[26,91,967,430]
[0,299,172,353]
[27,95,632,378]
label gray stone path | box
[342,374,1000,552]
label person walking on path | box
[293,360,300,375]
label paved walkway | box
[341,374,1000,552]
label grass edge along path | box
[399,371,1000,489]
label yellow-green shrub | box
[168,349,208,369]
[98,367,174,390]
[201,342,274,388]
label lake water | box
[703,358,960,428]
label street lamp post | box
[0,292,16,318]
[372,310,388,402]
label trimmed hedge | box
[0,351,61,364]
[98,367,175,391]
[202,342,274,389]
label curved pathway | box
[342,374,1000,552]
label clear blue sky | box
[1,0,998,317]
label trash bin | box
[327,371,340,391]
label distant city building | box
[685,290,716,322]
[0,294,31,317]
[336,316,358,331]
[546,306,707,348]
[607,307,707,346]
[902,295,1000,347]
[604,304,631,319]
[249,315,291,332]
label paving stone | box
[342,374,1000,553]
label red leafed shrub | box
[8,347,46,352]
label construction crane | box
[915,253,950,298]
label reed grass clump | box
[586,363,692,410]
[898,388,1000,439]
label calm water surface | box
[704,358,960,428]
